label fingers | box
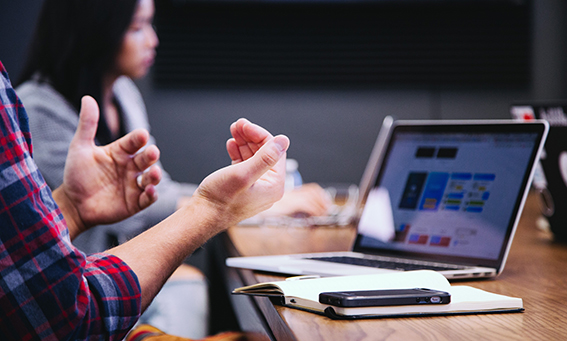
[234,118,272,144]
[132,143,160,172]
[115,129,151,155]
[231,134,289,189]
[252,134,289,173]
[138,183,159,209]
[226,138,242,164]
[73,96,100,146]
[134,154,161,209]
[76,95,151,158]
[138,164,162,188]
[137,165,161,209]
[228,118,274,162]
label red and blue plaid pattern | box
[0,61,141,340]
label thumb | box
[235,134,290,184]
[73,96,100,145]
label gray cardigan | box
[17,76,197,253]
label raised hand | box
[193,118,290,227]
[53,96,162,238]
[227,119,331,218]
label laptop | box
[227,118,549,279]
[511,102,567,242]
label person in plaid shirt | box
[0,61,289,340]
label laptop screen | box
[354,121,547,269]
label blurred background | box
[2,0,567,187]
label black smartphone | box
[318,288,451,307]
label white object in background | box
[358,187,395,242]
[285,159,303,191]
[559,151,567,187]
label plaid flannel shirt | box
[0,61,141,340]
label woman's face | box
[115,0,158,79]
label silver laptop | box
[227,118,549,280]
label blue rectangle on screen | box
[399,172,428,210]
[474,173,496,181]
[419,172,449,211]
[451,173,472,180]
[447,193,464,199]
[466,207,483,213]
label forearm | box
[108,195,226,310]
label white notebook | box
[232,270,523,319]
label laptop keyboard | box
[307,256,467,272]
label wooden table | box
[223,193,567,340]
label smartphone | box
[318,288,451,307]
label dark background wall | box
[1,0,567,187]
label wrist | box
[182,194,231,235]
[52,186,87,239]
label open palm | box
[59,96,161,235]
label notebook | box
[510,102,567,242]
[227,118,549,279]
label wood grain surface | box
[228,193,567,340]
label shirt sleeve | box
[0,62,142,341]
